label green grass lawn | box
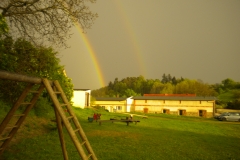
[1,108,240,160]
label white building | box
[93,95,217,118]
[71,89,91,108]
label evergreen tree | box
[161,73,167,83]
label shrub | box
[92,105,102,110]
[34,97,54,118]
[0,100,11,112]
[0,100,10,121]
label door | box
[199,110,207,118]
[163,109,170,114]
[179,110,186,116]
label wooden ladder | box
[42,79,97,160]
[0,83,45,155]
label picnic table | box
[98,119,140,126]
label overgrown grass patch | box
[1,108,240,160]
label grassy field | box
[1,107,240,160]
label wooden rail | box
[0,70,42,84]
[0,70,52,85]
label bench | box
[98,119,140,126]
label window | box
[117,106,122,110]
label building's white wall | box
[133,99,215,117]
[126,97,133,112]
[72,90,91,108]
[134,100,214,107]
[94,100,127,112]
[93,97,215,117]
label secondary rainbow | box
[113,1,147,77]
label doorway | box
[163,109,170,114]
[179,110,186,116]
[199,110,207,117]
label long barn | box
[94,94,217,118]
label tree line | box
[91,74,240,109]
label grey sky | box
[59,0,240,90]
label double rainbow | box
[73,1,147,88]
[74,22,105,88]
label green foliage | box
[226,100,240,109]
[34,97,54,118]
[92,74,217,98]
[215,79,240,109]
[0,100,10,121]
[161,73,184,84]
[92,105,102,110]
[175,79,217,96]
[0,37,73,103]
[150,79,163,93]
[217,89,240,109]
[91,87,108,97]
[0,14,8,35]
[218,91,235,103]
[123,89,139,97]
[221,78,236,90]
[159,82,174,94]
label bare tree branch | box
[0,0,98,47]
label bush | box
[0,100,10,121]
[226,100,240,109]
[34,97,54,118]
[92,105,102,110]
[0,100,11,112]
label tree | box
[91,87,108,97]
[167,74,172,83]
[0,14,8,35]
[160,83,174,94]
[123,89,139,97]
[172,76,177,85]
[0,37,73,103]
[0,0,98,47]
[221,78,236,90]
[132,75,145,95]
[161,73,168,83]
[142,79,155,94]
[150,80,164,94]
[175,79,216,96]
